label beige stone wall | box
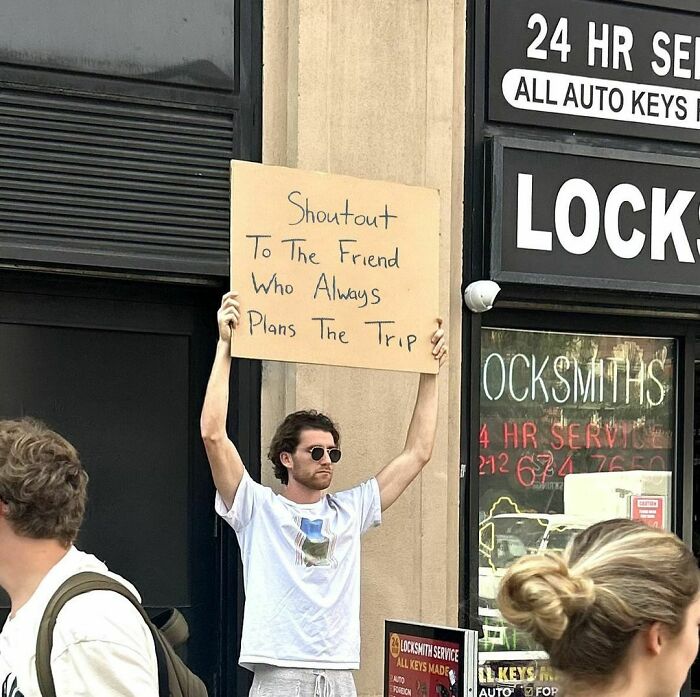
[261,2,466,694]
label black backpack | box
[35,571,208,697]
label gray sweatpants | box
[250,665,357,697]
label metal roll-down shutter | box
[0,87,234,277]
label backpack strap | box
[36,571,168,697]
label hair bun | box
[497,553,595,643]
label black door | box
[0,272,224,693]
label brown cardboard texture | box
[230,161,440,373]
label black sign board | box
[489,0,700,144]
[384,621,476,697]
[490,136,700,295]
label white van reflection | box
[478,513,592,652]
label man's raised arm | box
[375,322,447,511]
[200,291,246,510]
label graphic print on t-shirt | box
[295,517,337,567]
[2,673,24,697]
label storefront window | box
[477,328,675,696]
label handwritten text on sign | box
[230,161,440,373]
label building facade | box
[467,1,700,695]
[3,1,700,696]
[0,2,261,696]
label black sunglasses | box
[308,446,342,463]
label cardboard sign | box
[384,620,477,697]
[230,161,440,373]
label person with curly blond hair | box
[0,418,159,697]
[498,518,700,697]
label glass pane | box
[477,328,676,696]
[0,0,234,89]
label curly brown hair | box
[267,410,340,485]
[0,418,88,546]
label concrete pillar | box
[261,3,466,693]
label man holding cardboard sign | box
[201,290,447,697]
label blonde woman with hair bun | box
[497,518,700,697]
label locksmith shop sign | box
[384,621,477,697]
[490,136,700,295]
[489,0,700,144]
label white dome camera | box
[463,280,501,313]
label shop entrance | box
[0,273,228,694]
[690,364,700,695]
[693,365,700,560]
[471,314,695,696]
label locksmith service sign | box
[490,136,700,295]
[384,621,477,697]
[489,0,700,144]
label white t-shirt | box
[216,472,382,671]
[0,547,159,697]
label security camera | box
[463,280,501,313]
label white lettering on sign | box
[587,22,634,71]
[482,350,667,407]
[527,14,572,63]
[432,645,460,662]
[516,174,551,251]
[604,184,645,259]
[523,10,700,82]
[650,188,694,262]
[400,640,433,657]
[651,31,700,80]
[554,179,599,255]
[516,174,700,264]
